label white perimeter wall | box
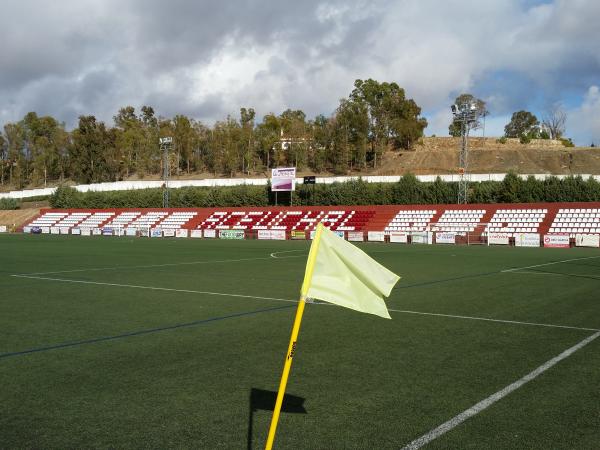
[2,173,600,200]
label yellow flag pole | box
[265,224,324,450]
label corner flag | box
[265,223,400,449]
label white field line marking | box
[401,330,600,450]
[501,255,600,273]
[508,270,600,280]
[387,309,599,332]
[18,256,280,276]
[269,250,306,259]
[10,275,298,304]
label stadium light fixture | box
[451,102,481,204]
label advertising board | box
[102,228,114,236]
[92,228,102,236]
[176,229,189,238]
[389,232,408,243]
[80,228,92,236]
[334,230,345,239]
[71,228,81,235]
[162,229,176,237]
[271,167,296,192]
[515,233,540,247]
[41,227,50,234]
[411,232,428,244]
[488,233,511,245]
[60,227,70,235]
[203,229,216,238]
[291,231,306,240]
[219,229,245,240]
[258,229,286,240]
[543,234,570,248]
[126,228,137,237]
[150,228,162,238]
[190,230,203,238]
[23,226,31,233]
[50,227,60,234]
[575,234,600,248]
[435,232,456,244]
[347,231,364,242]
[0,225,8,233]
[367,231,385,242]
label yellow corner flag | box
[265,223,400,449]
[304,223,400,319]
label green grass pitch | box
[1,234,599,449]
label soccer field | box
[1,234,599,449]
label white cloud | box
[568,86,600,146]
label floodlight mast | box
[159,137,173,208]
[451,102,481,204]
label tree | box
[504,111,540,138]
[70,115,114,183]
[448,94,488,137]
[542,104,566,140]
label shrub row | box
[0,198,20,210]
[49,173,600,209]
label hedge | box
[49,174,600,209]
[0,198,20,210]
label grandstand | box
[19,202,600,247]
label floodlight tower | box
[451,102,481,204]
[159,137,173,208]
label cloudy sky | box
[1,0,599,145]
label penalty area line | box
[401,330,600,450]
[10,274,298,304]
[501,255,600,273]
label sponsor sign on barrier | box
[291,231,306,240]
[411,232,428,244]
[543,234,570,248]
[150,228,162,238]
[190,230,203,238]
[163,229,176,237]
[389,232,408,243]
[204,229,216,238]
[92,228,102,236]
[271,167,296,192]
[102,228,114,236]
[347,231,364,242]
[71,228,81,235]
[488,233,511,245]
[367,231,385,242]
[126,228,137,237]
[60,227,70,235]
[219,229,245,240]
[41,227,50,234]
[435,232,456,244]
[23,226,31,233]
[176,229,189,238]
[575,234,600,248]
[81,228,91,236]
[258,229,286,240]
[0,225,8,233]
[515,233,540,247]
[50,227,60,235]
[334,230,345,239]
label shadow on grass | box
[247,388,307,450]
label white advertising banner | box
[575,234,600,248]
[435,232,456,244]
[515,233,540,247]
[125,228,137,237]
[41,227,50,234]
[367,231,385,242]
[543,234,570,248]
[488,233,511,245]
[60,227,70,235]
[150,228,163,238]
[0,225,7,233]
[271,167,296,192]
[203,229,216,238]
[389,232,408,243]
[411,232,428,244]
[190,229,203,238]
[50,227,60,234]
[23,226,31,233]
[163,229,176,237]
[347,231,364,242]
[176,229,189,238]
[71,228,81,235]
[81,228,92,236]
[258,229,286,240]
